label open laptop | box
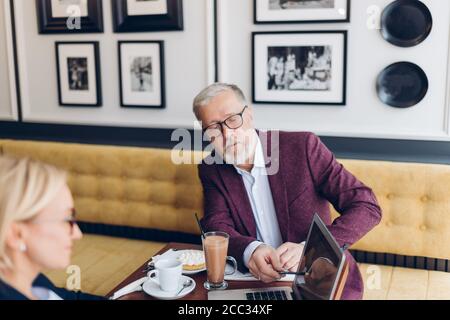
[208,214,349,300]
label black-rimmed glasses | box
[202,106,248,140]
[29,208,79,234]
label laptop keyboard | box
[246,290,288,301]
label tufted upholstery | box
[0,139,205,235]
[332,160,450,261]
[1,139,450,299]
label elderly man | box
[193,83,382,300]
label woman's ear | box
[4,222,26,252]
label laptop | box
[208,214,349,300]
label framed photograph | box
[253,31,347,105]
[55,42,102,107]
[118,41,165,109]
[36,0,103,34]
[112,0,183,33]
[254,0,350,24]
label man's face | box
[197,90,256,164]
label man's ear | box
[4,222,26,251]
[247,105,255,122]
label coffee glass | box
[202,231,237,290]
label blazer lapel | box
[217,164,257,237]
[260,131,290,243]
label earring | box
[19,243,27,252]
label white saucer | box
[142,275,196,300]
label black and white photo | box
[255,0,350,23]
[267,46,332,91]
[119,41,165,108]
[269,0,335,10]
[112,0,183,32]
[67,57,89,91]
[130,57,153,92]
[56,42,102,107]
[36,0,103,34]
[253,31,347,105]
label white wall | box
[13,0,213,128]
[0,0,17,121]
[217,0,450,141]
[7,0,450,142]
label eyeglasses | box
[202,106,248,140]
[29,208,79,235]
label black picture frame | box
[252,30,348,106]
[112,0,183,33]
[118,41,166,109]
[254,0,351,24]
[36,0,104,34]
[55,41,102,107]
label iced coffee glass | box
[202,231,237,290]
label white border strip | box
[444,11,450,137]
[216,0,228,82]
[205,0,215,85]
[2,0,18,121]
[11,0,30,120]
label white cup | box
[147,259,182,293]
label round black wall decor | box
[376,62,428,108]
[381,0,432,47]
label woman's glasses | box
[28,208,79,235]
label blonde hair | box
[0,156,67,270]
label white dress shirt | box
[234,136,284,268]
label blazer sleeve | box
[304,133,382,247]
[198,163,257,272]
[33,274,106,300]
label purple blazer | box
[198,131,382,300]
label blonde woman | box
[0,156,103,300]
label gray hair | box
[193,83,247,120]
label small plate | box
[150,249,206,275]
[142,275,196,300]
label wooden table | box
[107,243,292,300]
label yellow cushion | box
[43,234,166,296]
[0,139,206,235]
[359,263,450,300]
[332,159,450,260]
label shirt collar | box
[253,137,266,169]
[234,135,266,175]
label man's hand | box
[276,242,305,272]
[248,244,283,283]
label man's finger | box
[259,274,275,284]
[255,254,281,280]
[288,263,299,272]
[285,256,300,271]
[268,249,283,272]
[279,251,294,268]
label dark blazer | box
[0,273,105,300]
[198,131,382,300]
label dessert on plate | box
[177,250,206,271]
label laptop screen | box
[292,218,344,300]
